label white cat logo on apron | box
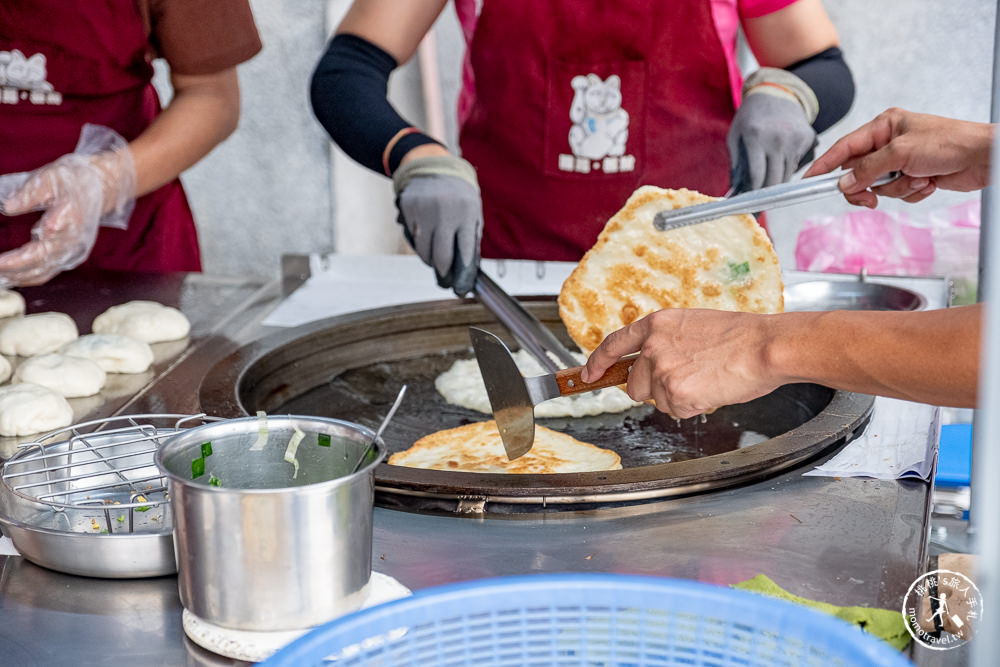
[0,50,62,106]
[559,73,635,175]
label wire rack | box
[1,413,216,535]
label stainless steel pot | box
[155,415,385,631]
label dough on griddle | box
[558,186,783,353]
[435,348,643,417]
[0,289,25,319]
[0,312,79,357]
[13,353,107,398]
[388,420,622,473]
[92,300,190,343]
[0,382,74,436]
[61,333,154,374]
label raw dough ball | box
[61,334,154,374]
[0,355,10,384]
[0,383,74,436]
[0,312,79,356]
[14,353,107,398]
[0,289,26,319]
[92,301,190,343]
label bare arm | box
[337,0,448,64]
[128,68,242,197]
[771,305,980,407]
[741,0,839,67]
[582,304,981,418]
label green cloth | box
[732,574,911,651]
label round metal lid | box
[199,299,874,514]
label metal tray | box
[784,279,926,312]
[199,299,874,513]
[0,414,214,578]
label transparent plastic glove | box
[727,68,819,195]
[0,124,136,286]
[393,155,483,297]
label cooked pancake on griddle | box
[388,420,622,473]
[559,186,784,353]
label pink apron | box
[456,0,735,261]
[0,0,201,273]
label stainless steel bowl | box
[0,415,216,578]
[155,415,385,631]
[783,280,926,312]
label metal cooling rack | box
[1,413,215,535]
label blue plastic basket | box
[259,574,913,666]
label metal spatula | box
[469,327,636,460]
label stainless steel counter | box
[0,268,939,666]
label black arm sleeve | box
[786,46,854,133]
[309,33,440,175]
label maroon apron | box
[458,0,735,261]
[0,0,201,273]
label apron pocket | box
[543,58,646,179]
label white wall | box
[172,0,996,280]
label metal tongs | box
[473,270,577,373]
[653,171,901,231]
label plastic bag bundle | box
[794,199,980,303]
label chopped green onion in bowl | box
[250,410,269,451]
[284,426,305,479]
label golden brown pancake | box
[559,186,784,353]
[388,420,622,473]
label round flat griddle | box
[199,298,873,514]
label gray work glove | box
[393,155,482,297]
[0,124,135,286]
[727,67,819,195]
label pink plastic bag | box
[794,208,935,275]
[794,200,980,302]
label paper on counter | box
[262,255,577,328]
[804,397,940,480]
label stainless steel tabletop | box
[0,267,938,666]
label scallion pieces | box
[284,426,305,479]
[727,259,750,281]
[317,433,331,447]
[250,410,269,451]
[192,456,206,479]
[208,474,222,487]
[201,441,213,458]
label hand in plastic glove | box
[0,124,136,286]
[393,155,482,297]
[727,68,819,194]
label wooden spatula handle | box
[554,354,638,396]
